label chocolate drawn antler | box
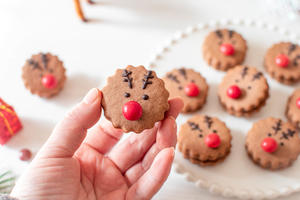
[122,69,133,89]
[188,121,202,132]
[178,68,187,80]
[204,116,213,129]
[142,70,154,89]
[41,54,48,69]
[252,72,263,81]
[215,30,223,39]
[293,55,300,67]
[241,67,249,79]
[288,43,297,55]
[28,59,41,70]
[272,120,282,135]
[167,73,180,84]
[228,30,234,38]
[280,129,296,140]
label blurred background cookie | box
[101,65,169,133]
[246,117,300,170]
[178,114,232,166]
[163,68,208,113]
[202,29,247,71]
[218,65,269,117]
[264,42,300,85]
[286,88,300,129]
[22,53,66,98]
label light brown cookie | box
[178,114,232,166]
[264,42,300,85]
[246,117,300,170]
[163,68,209,113]
[218,65,269,117]
[101,65,169,133]
[22,53,66,98]
[286,89,300,129]
[202,29,247,71]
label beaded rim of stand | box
[147,18,300,200]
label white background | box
[1,0,300,199]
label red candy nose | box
[296,97,300,109]
[205,133,221,148]
[220,43,235,56]
[261,137,277,153]
[42,74,57,89]
[122,101,143,121]
[184,83,200,97]
[275,54,289,68]
[227,85,241,99]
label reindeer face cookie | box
[163,68,208,113]
[178,114,232,166]
[101,65,169,133]
[202,29,247,71]
[218,65,269,117]
[22,53,66,98]
[246,117,300,170]
[264,42,300,85]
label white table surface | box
[1,0,300,199]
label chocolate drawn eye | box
[235,79,239,83]
[124,92,130,98]
[247,86,252,90]
[268,133,272,137]
[198,134,203,138]
[213,130,217,133]
[142,94,149,100]
[280,142,284,146]
[178,86,183,90]
[191,80,195,83]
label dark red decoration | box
[0,98,22,145]
[42,74,57,89]
[275,54,289,68]
[122,101,143,121]
[184,83,200,97]
[220,43,235,56]
[19,148,32,161]
[227,85,241,99]
[296,97,300,109]
[261,137,278,153]
[204,133,221,148]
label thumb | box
[38,88,102,158]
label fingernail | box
[168,116,177,129]
[155,121,161,128]
[168,116,175,121]
[83,88,98,104]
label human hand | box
[11,88,183,200]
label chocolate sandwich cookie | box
[163,68,208,113]
[22,53,66,98]
[101,65,169,133]
[246,117,300,170]
[178,114,232,166]
[218,65,269,117]
[264,42,300,85]
[202,29,247,71]
[286,88,300,129]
